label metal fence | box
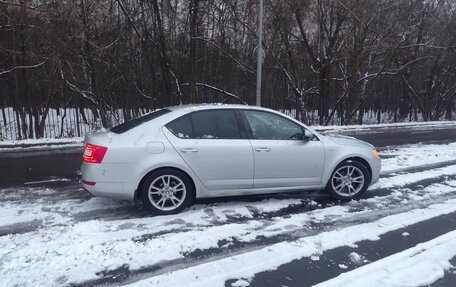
[0,106,446,141]
[0,107,154,141]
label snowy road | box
[1,127,456,286]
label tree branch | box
[180,83,247,105]
[193,37,254,73]
[0,60,47,76]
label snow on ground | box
[380,142,456,173]
[0,196,307,286]
[371,164,456,189]
[314,120,456,133]
[314,230,456,287]
[0,193,128,228]
[0,143,84,153]
[1,167,455,286]
[1,140,456,286]
[0,137,84,146]
[126,199,456,287]
[0,138,83,152]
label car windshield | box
[110,109,170,134]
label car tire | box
[141,168,194,215]
[326,160,371,200]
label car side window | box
[166,115,194,139]
[243,110,304,140]
[192,110,241,139]
[166,110,242,139]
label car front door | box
[163,109,254,190]
[241,110,325,188]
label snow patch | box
[231,279,250,287]
[380,142,456,173]
[0,137,83,146]
[314,120,456,132]
[125,199,456,287]
[371,165,456,189]
[314,230,456,287]
[349,252,364,265]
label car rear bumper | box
[80,162,141,201]
[81,181,133,200]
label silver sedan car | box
[81,104,381,215]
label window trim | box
[110,109,171,134]
[165,109,247,140]
[240,109,307,141]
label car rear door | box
[163,109,254,190]
[241,109,325,188]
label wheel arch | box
[335,156,372,183]
[134,166,197,202]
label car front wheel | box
[326,160,370,200]
[141,169,193,215]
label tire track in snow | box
[0,183,89,203]
[3,160,456,237]
[308,228,456,287]
[70,178,456,287]
[380,159,456,177]
[248,210,456,287]
[0,161,455,253]
[118,199,456,287]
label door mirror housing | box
[302,129,314,141]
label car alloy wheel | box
[141,169,193,215]
[148,175,187,211]
[331,165,365,196]
[327,160,370,200]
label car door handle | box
[255,147,271,152]
[180,148,199,153]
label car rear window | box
[110,109,170,134]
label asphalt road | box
[339,125,456,146]
[249,211,456,287]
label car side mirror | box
[302,129,314,141]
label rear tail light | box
[83,144,108,163]
[81,180,96,186]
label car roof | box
[164,103,273,113]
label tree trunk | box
[150,0,174,105]
[319,66,329,125]
[446,96,454,120]
[189,0,200,103]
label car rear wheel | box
[326,160,370,200]
[141,169,193,215]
